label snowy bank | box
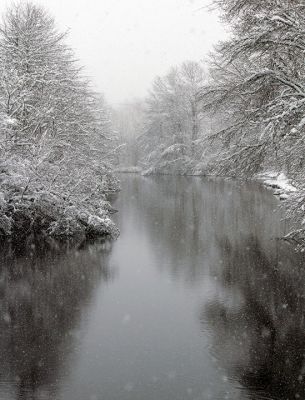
[256,172,297,201]
[0,158,119,241]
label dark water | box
[0,175,305,400]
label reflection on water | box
[114,176,305,400]
[0,175,304,400]
[0,238,114,399]
[202,235,305,400]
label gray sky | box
[0,0,227,105]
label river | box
[0,175,304,400]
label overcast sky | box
[0,0,227,105]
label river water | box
[0,175,304,400]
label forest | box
[1,0,305,249]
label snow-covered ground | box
[256,172,297,200]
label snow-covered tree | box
[0,3,119,239]
[199,0,305,248]
[140,61,206,174]
[200,0,305,176]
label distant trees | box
[0,3,118,239]
[139,61,206,174]
[111,101,145,168]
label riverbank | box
[255,172,298,201]
[0,159,119,241]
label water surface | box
[0,175,304,400]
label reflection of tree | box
[115,175,305,398]
[116,175,208,283]
[117,175,287,284]
[201,235,305,400]
[0,238,114,399]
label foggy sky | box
[0,0,227,105]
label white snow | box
[264,173,297,193]
[4,117,18,126]
[258,171,297,192]
[256,171,297,201]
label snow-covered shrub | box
[0,157,119,240]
